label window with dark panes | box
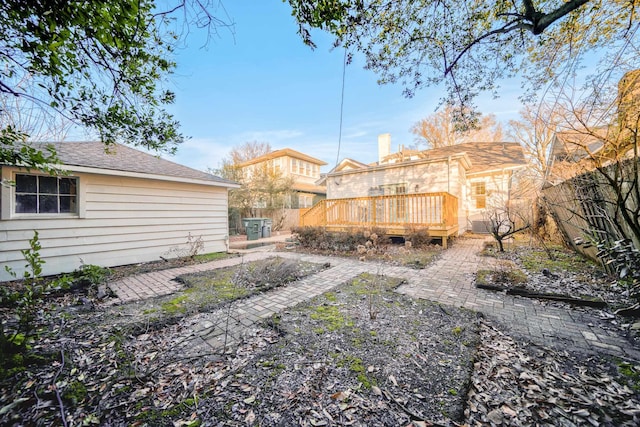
[15,174,78,214]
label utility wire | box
[335,48,347,168]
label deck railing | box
[301,192,458,230]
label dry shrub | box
[369,227,389,243]
[234,257,310,289]
[405,227,431,248]
[291,226,329,249]
[292,226,389,252]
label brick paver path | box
[105,238,640,360]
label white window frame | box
[298,194,313,208]
[1,169,84,219]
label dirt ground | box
[1,239,639,426]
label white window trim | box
[1,168,85,220]
[471,181,487,209]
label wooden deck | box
[300,192,459,248]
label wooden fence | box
[542,158,640,261]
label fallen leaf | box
[501,404,517,418]
[573,408,590,417]
[0,398,29,415]
[388,375,398,387]
[322,408,334,422]
[331,390,349,401]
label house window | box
[15,174,78,214]
[291,159,298,174]
[298,194,312,208]
[472,182,486,209]
[380,183,407,195]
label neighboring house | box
[545,128,609,185]
[305,134,527,242]
[0,142,239,282]
[546,71,640,185]
[238,148,327,208]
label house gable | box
[332,158,369,172]
[237,148,328,205]
[326,153,471,199]
[324,141,527,234]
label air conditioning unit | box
[471,220,492,234]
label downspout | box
[447,156,451,194]
[447,156,452,229]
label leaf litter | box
[1,252,639,426]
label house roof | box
[329,142,527,177]
[379,148,423,164]
[329,151,472,177]
[239,148,327,167]
[15,142,238,187]
[292,182,327,195]
[551,128,608,160]
[331,158,370,173]
[410,142,527,174]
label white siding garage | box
[1,142,238,281]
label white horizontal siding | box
[0,227,226,254]
[1,217,223,232]
[327,162,456,199]
[1,172,230,281]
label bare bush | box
[292,226,389,252]
[405,227,431,248]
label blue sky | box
[164,0,524,173]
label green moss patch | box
[476,268,528,287]
[167,257,326,314]
[519,246,595,274]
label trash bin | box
[262,218,272,238]
[243,218,263,241]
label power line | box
[335,48,347,168]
